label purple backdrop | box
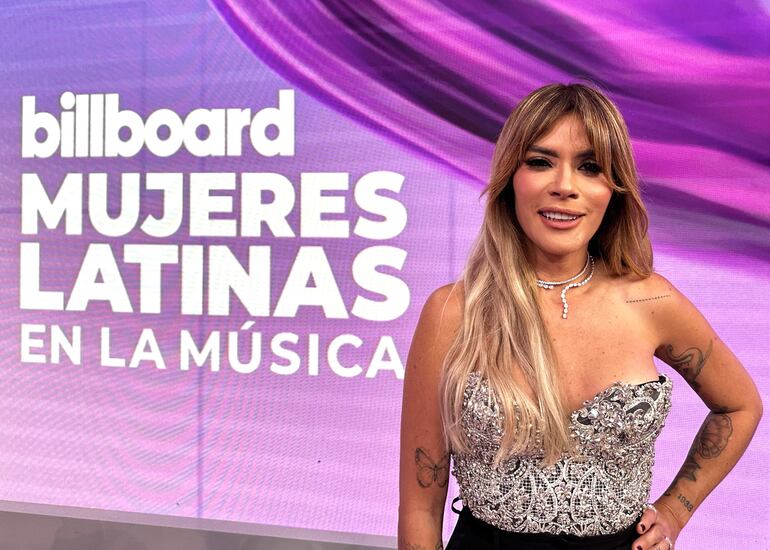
[0,1,768,547]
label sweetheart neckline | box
[570,373,671,416]
[466,372,672,417]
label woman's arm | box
[633,273,763,548]
[398,282,463,550]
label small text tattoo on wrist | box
[677,493,694,512]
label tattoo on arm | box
[696,410,733,458]
[658,338,713,390]
[676,493,694,512]
[679,448,702,482]
[662,444,701,504]
[400,451,447,550]
[415,448,449,488]
[663,409,733,512]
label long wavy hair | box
[439,82,654,466]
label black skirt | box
[446,499,642,550]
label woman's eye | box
[581,161,601,174]
[525,158,550,168]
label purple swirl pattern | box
[0,2,767,546]
[211,0,770,264]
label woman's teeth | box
[540,212,579,221]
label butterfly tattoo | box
[415,448,450,488]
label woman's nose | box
[551,166,579,197]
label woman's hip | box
[446,505,640,550]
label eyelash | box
[524,157,602,174]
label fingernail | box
[639,523,646,532]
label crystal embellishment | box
[451,372,673,536]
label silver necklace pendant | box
[537,254,595,319]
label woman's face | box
[512,113,613,259]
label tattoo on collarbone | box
[659,338,713,390]
[415,448,450,488]
[625,293,671,303]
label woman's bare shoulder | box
[423,281,465,318]
[617,270,672,299]
[598,261,662,300]
[420,281,465,340]
[606,270,683,351]
[432,280,465,305]
[406,282,465,379]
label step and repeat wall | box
[1,1,768,547]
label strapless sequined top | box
[451,372,673,536]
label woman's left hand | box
[631,501,682,550]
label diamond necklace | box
[536,253,595,319]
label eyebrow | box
[527,145,595,159]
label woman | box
[397,83,762,550]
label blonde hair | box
[439,82,653,466]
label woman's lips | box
[538,212,583,229]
